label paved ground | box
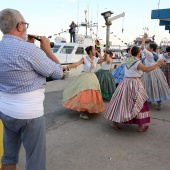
[16,77,170,170]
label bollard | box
[0,120,3,169]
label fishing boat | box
[128,35,155,48]
[159,37,170,51]
[51,34,95,65]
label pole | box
[106,23,112,48]
[85,10,87,37]
[86,26,87,37]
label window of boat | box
[75,47,84,55]
[60,46,74,54]
[52,45,61,53]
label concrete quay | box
[17,77,170,170]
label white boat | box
[52,34,95,65]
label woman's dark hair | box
[131,46,140,56]
[166,46,170,52]
[126,47,131,53]
[149,43,157,52]
[85,45,93,55]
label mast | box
[96,3,98,37]
[85,10,87,36]
[77,0,79,34]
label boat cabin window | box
[75,47,84,55]
[52,45,61,53]
[60,46,74,54]
[133,41,144,46]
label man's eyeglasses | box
[16,22,29,29]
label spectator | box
[0,8,63,170]
[69,21,77,43]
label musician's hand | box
[27,36,35,43]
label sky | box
[0,0,170,46]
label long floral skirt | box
[63,72,105,113]
[105,78,150,124]
[160,63,170,88]
[141,67,170,102]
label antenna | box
[157,0,160,20]
[77,1,79,25]
[158,0,160,10]
[91,7,93,25]
[96,3,99,36]
[77,1,79,33]
[88,4,89,26]
[81,7,98,38]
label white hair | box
[0,8,23,33]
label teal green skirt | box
[95,69,116,99]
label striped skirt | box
[112,63,125,84]
[105,78,150,124]
[95,69,116,99]
[63,72,105,113]
[160,63,170,88]
[141,67,170,102]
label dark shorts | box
[0,112,46,170]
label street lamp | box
[101,11,113,48]
[101,11,113,22]
[101,11,125,48]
